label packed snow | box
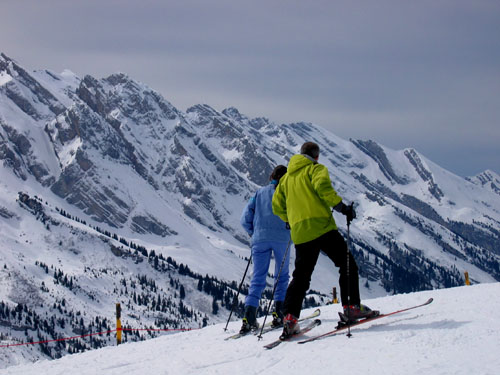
[2,282,498,375]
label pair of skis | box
[264,298,433,349]
[263,318,321,349]
[225,308,320,340]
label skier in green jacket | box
[272,141,376,338]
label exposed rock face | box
[1,52,499,288]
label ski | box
[298,297,433,344]
[256,308,320,337]
[263,319,321,350]
[225,308,320,340]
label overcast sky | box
[1,0,499,177]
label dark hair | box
[300,142,320,159]
[270,165,287,182]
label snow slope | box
[3,282,498,375]
[2,52,500,369]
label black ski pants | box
[283,229,361,318]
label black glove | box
[285,222,291,230]
[340,203,356,224]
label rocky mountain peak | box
[2,53,499,369]
[467,170,500,196]
[1,53,499,297]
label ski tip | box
[426,297,434,304]
[263,341,280,350]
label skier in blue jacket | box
[239,165,291,333]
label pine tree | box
[180,285,186,299]
[212,298,219,315]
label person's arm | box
[272,182,288,223]
[240,195,256,235]
[311,164,342,207]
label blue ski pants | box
[245,240,291,308]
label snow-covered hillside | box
[1,52,500,368]
[2,52,498,290]
[2,283,499,375]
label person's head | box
[300,142,320,160]
[270,165,287,182]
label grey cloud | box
[1,0,498,176]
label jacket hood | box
[287,154,316,175]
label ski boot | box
[239,306,259,334]
[279,313,300,340]
[271,301,284,328]
[239,318,259,334]
[338,304,379,326]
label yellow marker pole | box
[464,271,471,286]
[116,303,122,345]
[332,287,339,304]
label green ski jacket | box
[272,154,343,245]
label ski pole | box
[224,254,252,331]
[257,237,292,340]
[345,203,354,338]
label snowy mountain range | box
[1,53,499,368]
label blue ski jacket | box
[240,181,290,245]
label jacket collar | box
[301,154,318,164]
